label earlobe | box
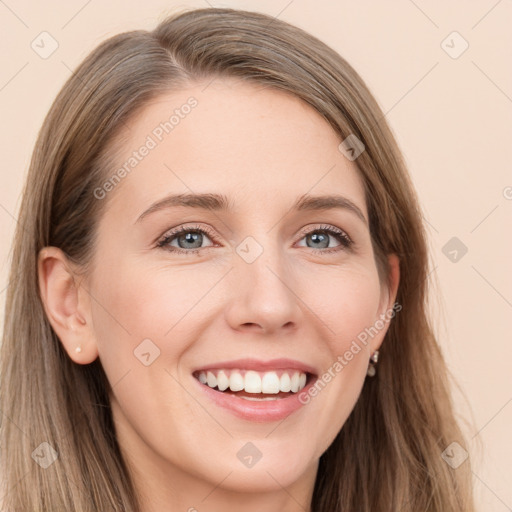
[37,247,98,364]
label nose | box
[224,240,302,335]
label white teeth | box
[244,371,261,393]
[280,373,291,392]
[206,371,217,388]
[216,370,230,391]
[229,372,244,392]
[261,372,281,394]
[196,369,309,394]
[290,372,300,392]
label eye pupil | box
[179,231,202,249]
[308,232,329,249]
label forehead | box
[103,79,367,222]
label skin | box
[38,78,399,512]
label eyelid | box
[156,222,354,254]
[155,223,218,249]
[295,223,352,243]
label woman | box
[0,7,476,511]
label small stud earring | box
[75,346,82,353]
[367,350,379,377]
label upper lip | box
[192,358,318,376]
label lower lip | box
[193,375,317,422]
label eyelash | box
[156,223,353,256]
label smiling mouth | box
[192,368,315,400]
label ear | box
[37,246,99,364]
[372,253,401,353]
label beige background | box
[1,1,510,510]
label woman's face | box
[60,79,399,503]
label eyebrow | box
[135,192,368,225]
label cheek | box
[303,263,382,348]
[88,257,224,387]
[87,262,204,453]
[296,265,381,445]
[91,259,198,342]
[87,261,176,380]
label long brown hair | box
[0,7,476,511]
